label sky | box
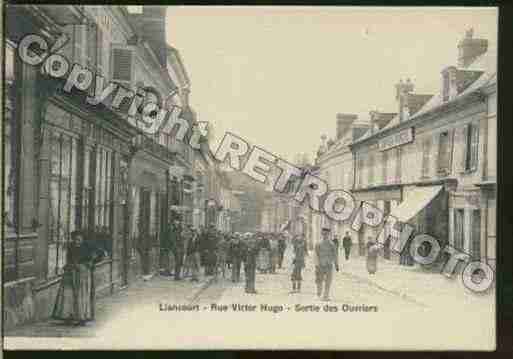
[165,7,497,163]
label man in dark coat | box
[342,231,353,261]
[171,220,184,280]
[278,235,287,269]
[314,227,339,301]
[244,234,260,294]
[229,234,245,282]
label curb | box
[341,270,429,308]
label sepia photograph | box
[2,5,497,350]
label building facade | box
[350,30,496,269]
[3,5,210,330]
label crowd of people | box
[51,222,384,326]
[161,222,382,301]
[161,223,296,294]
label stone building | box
[311,114,370,245]
[350,29,496,269]
[3,5,207,330]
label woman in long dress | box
[52,230,98,326]
[290,234,308,293]
[257,236,271,273]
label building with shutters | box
[3,5,208,330]
[349,29,496,270]
[311,115,371,247]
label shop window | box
[4,42,17,231]
[438,131,452,175]
[421,138,432,178]
[48,130,79,277]
[453,209,464,251]
[463,123,479,172]
[471,210,481,261]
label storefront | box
[129,139,174,279]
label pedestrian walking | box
[290,234,308,294]
[332,235,340,252]
[366,239,379,275]
[172,220,184,281]
[269,236,279,274]
[216,234,230,279]
[314,227,339,301]
[185,230,201,281]
[342,231,352,261]
[358,236,365,256]
[257,236,271,273]
[181,226,194,277]
[244,234,260,294]
[278,235,287,269]
[229,234,244,282]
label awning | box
[389,185,443,222]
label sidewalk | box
[338,254,495,309]
[5,273,214,338]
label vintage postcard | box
[2,5,497,350]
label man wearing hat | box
[314,227,339,301]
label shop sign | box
[378,127,414,151]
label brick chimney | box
[458,28,488,68]
[336,113,357,140]
[395,78,414,122]
[130,6,167,67]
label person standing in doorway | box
[342,231,353,261]
[314,227,339,301]
[290,234,308,294]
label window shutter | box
[470,123,479,171]
[97,27,103,76]
[460,125,469,172]
[112,48,132,83]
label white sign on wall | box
[378,127,414,151]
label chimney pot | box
[458,29,488,68]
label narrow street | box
[6,248,494,350]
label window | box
[82,146,94,229]
[463,123,479,172]
[438,131,452,175]
[453,209,464,251]
[48,130,79,277]
[356,157,364,188]
[421,138,432,178]
[368,154,375,186]
[471,210,481,261]
[4,42,17,231]
[112,48,132,84]
[94,147,114,230]
[395,148,402,183]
